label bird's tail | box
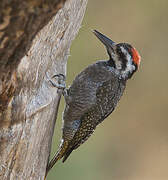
[45,140,69,178]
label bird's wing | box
[62,78,121,162]
[66,62,114,113]
[62,71,126,163]
[63,62,118,135]
[63,79,119,143]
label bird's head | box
[93,30,141,79]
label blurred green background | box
[48,0,168,180]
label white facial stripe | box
[113,46,122,70]
[120,46,136,78]
[114,57,122,70]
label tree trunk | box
[0,0,88,179]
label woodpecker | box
[45,30,141,177]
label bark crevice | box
[0,0,88,179]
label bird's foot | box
[47,73,71,104]
[48,73,66,94]
[49,74,66,89]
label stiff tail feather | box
[45,140,69,178]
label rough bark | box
[0,0,88,179]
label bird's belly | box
[95,80,123,123]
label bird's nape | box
[131,47,141,67]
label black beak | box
[93,30,116,59]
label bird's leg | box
[48,74,71,104]
[49,74,65,90]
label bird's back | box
[62,61,126,161]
